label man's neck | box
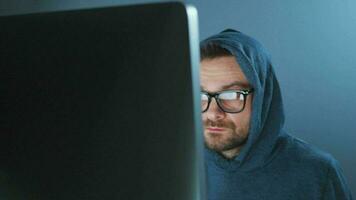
[220,147,242,160]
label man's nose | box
[205,98,225,121]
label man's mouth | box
[206,127,225,132]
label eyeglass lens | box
[201,91,245,113]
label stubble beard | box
[204,120,248,153]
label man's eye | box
[201,94,209,101]
[219,92,237,100]
[219,92,245,101]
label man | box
[200,29,353,200]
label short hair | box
[200,42,232,60]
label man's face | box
[200,56,252,157]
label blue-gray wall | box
[1,0,355,196]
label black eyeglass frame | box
[201,88,254,113]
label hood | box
[201,29,285,172]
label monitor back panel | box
[1,3,202,200]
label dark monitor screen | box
[1,2,204,200]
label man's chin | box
[204,135,247,153]
[205,139,234,152]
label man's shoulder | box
[274,134,353,199]
[276,133,338,170]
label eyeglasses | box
[201,89,254,113]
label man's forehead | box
[200,56,246,75]
[200,80,251,91]
[200,56,250,90]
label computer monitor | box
[1,2,205,200]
